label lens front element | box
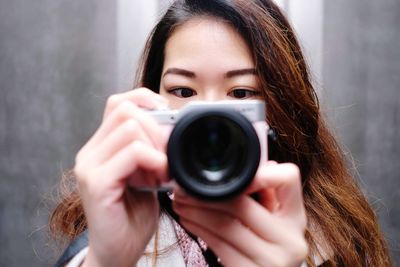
[168,109,260,200]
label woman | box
[50,0,392,266]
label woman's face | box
[160,17,261,109]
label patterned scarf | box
[173,220,210,267]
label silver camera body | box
[146,100,268,200]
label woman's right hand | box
[74,88,169,267]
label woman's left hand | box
[173,162,308,267]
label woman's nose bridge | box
[199,87,225,101]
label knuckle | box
[130,140,144,153]
[73,154,98,189]
[106,95,120,109]
[122,119,139,136]
[75,168,103,196]
[117,101,137,121]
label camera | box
[145,100,268,200]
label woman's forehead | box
[163,17,254,71]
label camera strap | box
[54,230,89,267]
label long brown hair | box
[50,0,392,266]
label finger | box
[173,202,272,261]
[103,88,168,119]
[125,106,168,151]
[127,169,163,188]
[84,101,166,152]
[250,163,305,217]
[174,192,304,244]
[90,119,153,164]
[245,160,278,194]
[179,218,261,267]
[101,140,168,187]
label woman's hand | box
[173,162,308,267]
[74,88,169,267]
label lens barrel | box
[167,109,260,200]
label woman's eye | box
[167,87,197,98]
[229,89,260,99]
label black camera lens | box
[167,109,260,200]
[183,116,246,184]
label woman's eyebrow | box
[162,68,196,78]
[162,67,257,78]
[225,68,257,78]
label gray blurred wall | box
[0,0,399,266]
[0,1,159,265]
[323,0,400,263]
[1,1,127,266]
